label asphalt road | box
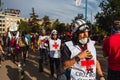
[0,44,108,80]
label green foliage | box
[72,13,84,23]
[51,19,70,34]
[54,23,67,34]
[18,19,30,33]
[28,8,40,33]
[92,25,108,36]
[41,15,51,31]
[95,0,120,35]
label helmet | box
[51,29,57,34]
[71,19,90,33]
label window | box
[0,16,5,18]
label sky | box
[1,0,102,23]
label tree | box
[18,19,30,33]
[28,7,40,33]
[95,0,120,35]
[41,15,51,31]
[72,13,84,23]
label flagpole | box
[85,0,88,21]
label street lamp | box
[80,6,93,23]
[75,0,93,23]
[85,0,88,21]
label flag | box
[75,0,81,6]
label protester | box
[8,30,21,67]
[61,19,105,80]
[31,34,36,52]
[102,20,120,80]
[25,32,31,58]
[2,34,6,47]
[0,40,5,67]
[17,33,27,66]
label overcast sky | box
[1,0,101,23]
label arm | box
[96,60,105,80]
[0,45,4,54]
[102,36,109,57]
[8,32,12,39]
[63,49,91,70]
[103,52,108,57]
[63,57,76,70]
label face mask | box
[79,37,88,45]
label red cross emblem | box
[52,42,59,49]
[81,59,95,73]
[41,39,47,43]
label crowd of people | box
[0,19,120,80]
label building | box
[0,8,24,36]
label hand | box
[77,49,92,59]
[2,51,5,54]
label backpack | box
[18,37,26,47]
[25,35,31,45]
[10,37,16,47]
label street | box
[0,45,108,80]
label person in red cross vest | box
[47,29,61,80]
[38,29,50,72]
[61,19,105,80]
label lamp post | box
[81,6,93,23]
[75,0,92,23]
[85,0,88,21]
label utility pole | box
[85,0,88,21]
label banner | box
[75,0,81,6]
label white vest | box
[49,39,61,58]
[39,35,49,49]
[65,40,96,80]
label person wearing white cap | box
[48,29,61,80]
[61,19,105,80]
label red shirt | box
[103,33,120,70]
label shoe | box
[18,63,21,67]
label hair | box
[51,34,58,40]
[113,20,120,31]
[71,30,80,45]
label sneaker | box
[18,63,21,67]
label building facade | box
[0,8,24,36]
